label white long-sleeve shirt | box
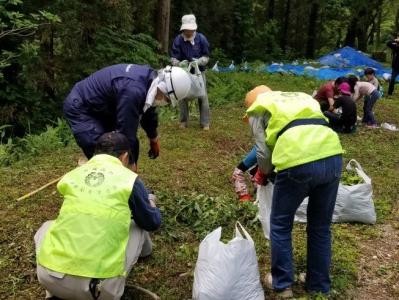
[353,81,377,101]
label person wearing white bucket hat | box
[171,14,211,130]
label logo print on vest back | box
[85,172,105,187]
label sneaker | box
[202,125,210,131]
[231,167,250,200]
[179,122,188,129]
[265,273,293,298]
[298,272,306,284]
[366,124,379,129]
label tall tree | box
[305,1,320,58]
[156,0,171,53]
[268,0,275,20]
[280,0,291,53]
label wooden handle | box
[16,176,63,201]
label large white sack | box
[192,222,264,300]
[256,183,273,240]
[294,159,376,224]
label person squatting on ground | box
[387,33,399,96]
[324,82,357,133]
[34,132,161,300]
[63,64,193,171]
[245,85,343,298]
[348,75,381,128]
[313,80,337,112]
[171,14,211,130]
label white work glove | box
[148,193,157,208]
[196,56,209,66]
[171,57,180,66]
[178,60,189,68]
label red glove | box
[148,138,160,159]
[254,169,268,186]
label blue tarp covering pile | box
[212,46,396,81]
[318,46,382,69]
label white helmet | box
[163,66,192,106]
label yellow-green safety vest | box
[246,91,343,171]
[37,154,137,278]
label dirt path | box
[354,207,399,299]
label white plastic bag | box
[333,159,376,224]
[186,61,206,99]
[295,159,376,224]
[192,222,264,300]
[256,183,273,240]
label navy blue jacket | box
[171,33,210,71]
[65,64,158,163]
[129,178,161,231]
[387,40,399,70]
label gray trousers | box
[34,220,152,300]
[179,72,210,127]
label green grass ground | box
[0,73,398,299]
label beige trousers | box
[34,220,152,300]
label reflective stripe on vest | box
[37,154,137,278]
[246,91,343,171]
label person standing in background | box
[387,33,399,96]
[171,14,211,130]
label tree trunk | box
[305,2,319,58]
[40,24,55,101]
[268,0,275,20]
[336,28,342,48]
[344,16,358,47]
[376,5,382,46]
[281,0,291,53]
[395,6,399,33]
[156,0,170,53]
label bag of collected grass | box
[295,159,376,224]
[256,183,273,240]
[333,159,376,224]
[192,222,264,300]
[186,61,206,98]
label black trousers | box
[388,68,399,95]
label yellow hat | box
[243,85,272,123]
[244,85,272,108]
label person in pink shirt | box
[348,75,381,128]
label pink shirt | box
[353,81,376,100]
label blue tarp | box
[211,46,397,81]
[318,46,382,69]
[263,63,394,81]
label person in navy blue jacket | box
[387,33,399,96]
[63,64,193,170]
[171,14,211,130]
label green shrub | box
[0,118,73,166]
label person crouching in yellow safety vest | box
[34,131,161,300]
[245,86,343,298]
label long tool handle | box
[16,176,63,201]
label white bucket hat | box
[180,14,197,31]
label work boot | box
[231,167,251,202]
[265,273,294,299]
